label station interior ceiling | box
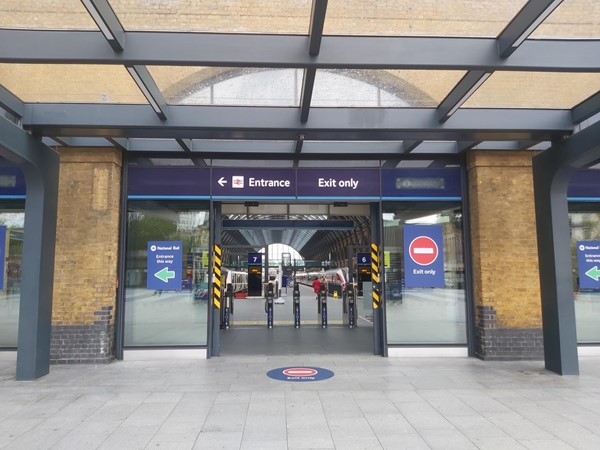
[220,203,371,262]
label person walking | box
[312,277,321,300]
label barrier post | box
[293,281,301,328]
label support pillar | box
[467,151,544,360]
[0,117,59,380]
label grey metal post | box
[0,117,59,380]
[533,161,578,375]
[532,121,600,375]
[370,202,385,356]
[209,202,222,357]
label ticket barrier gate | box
[318,284,328,328]
[265,282,274,329]
[293,282,301,328]
[342,283,356,328]
[221,284,234,329]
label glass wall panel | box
[464,72,600,109]
[149,67,301,106]
[0,64,147,104]
[569,207,600,343]
[312,70,465,108]
[0,0,97,30]
[110,0,311,34]
[0,209,25,348]
[325,0,527,37]
[124,201,210,347]
[532,0,600,39]
[383,203,467,344]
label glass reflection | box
[569,210,600,343]
[124,203,210,347]
[383,205,467,344]
[0,211,24,348]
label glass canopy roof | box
[0,0,598,165]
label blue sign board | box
[0,167,26,198]
[248,252,262,265]
[403,224,445,288]
[297,168,379,198]
[127,166,466,201]
[128,167,210,198]
[0,226,5,289]
[381,168,461,199]
[212,168,295,198]
[577,241,600,290]
[357,252,371,266]
[147,241,182,291]
[266,366,335,382]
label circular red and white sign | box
[282,367,318,377]
[408,236,439,266]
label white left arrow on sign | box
[218,176,227,187]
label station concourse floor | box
[2,356,600,449]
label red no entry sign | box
[282,368,318,377]
[408,236,439,266]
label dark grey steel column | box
[460,156,477,357]
[209,201,222,357]
[370,202,385,356]
[533,121,600,375]
[0,117,59,380]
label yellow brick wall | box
[467,150,542,329]
[52,148,122,325]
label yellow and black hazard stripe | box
[213,244,222,310]
[371,243,381,309]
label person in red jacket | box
[312,277,321,300]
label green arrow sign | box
[154,267,176,283]
[585,266,600,281]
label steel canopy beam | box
[498,0,564,58]
[23,104,573,142]
[0,84,24,118]
[125,65,168,120]
[1,30,599,72]
[308,0,328,56]
[300,68,317,123]
[402,140,422,153]
[438,71,491,122]
[80,0,125,52]
[572,91,600,124]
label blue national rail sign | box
[577,240,600,290]
[267,366,335,382]
[147,241,182,291]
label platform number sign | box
[403,224,444,288]
[357,252,371,266]
[248,253,262,265]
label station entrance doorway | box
[211,202,380,356]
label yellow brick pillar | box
[467,150,543,360]
[51,148,122,364]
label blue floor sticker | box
[267,366,334,382]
